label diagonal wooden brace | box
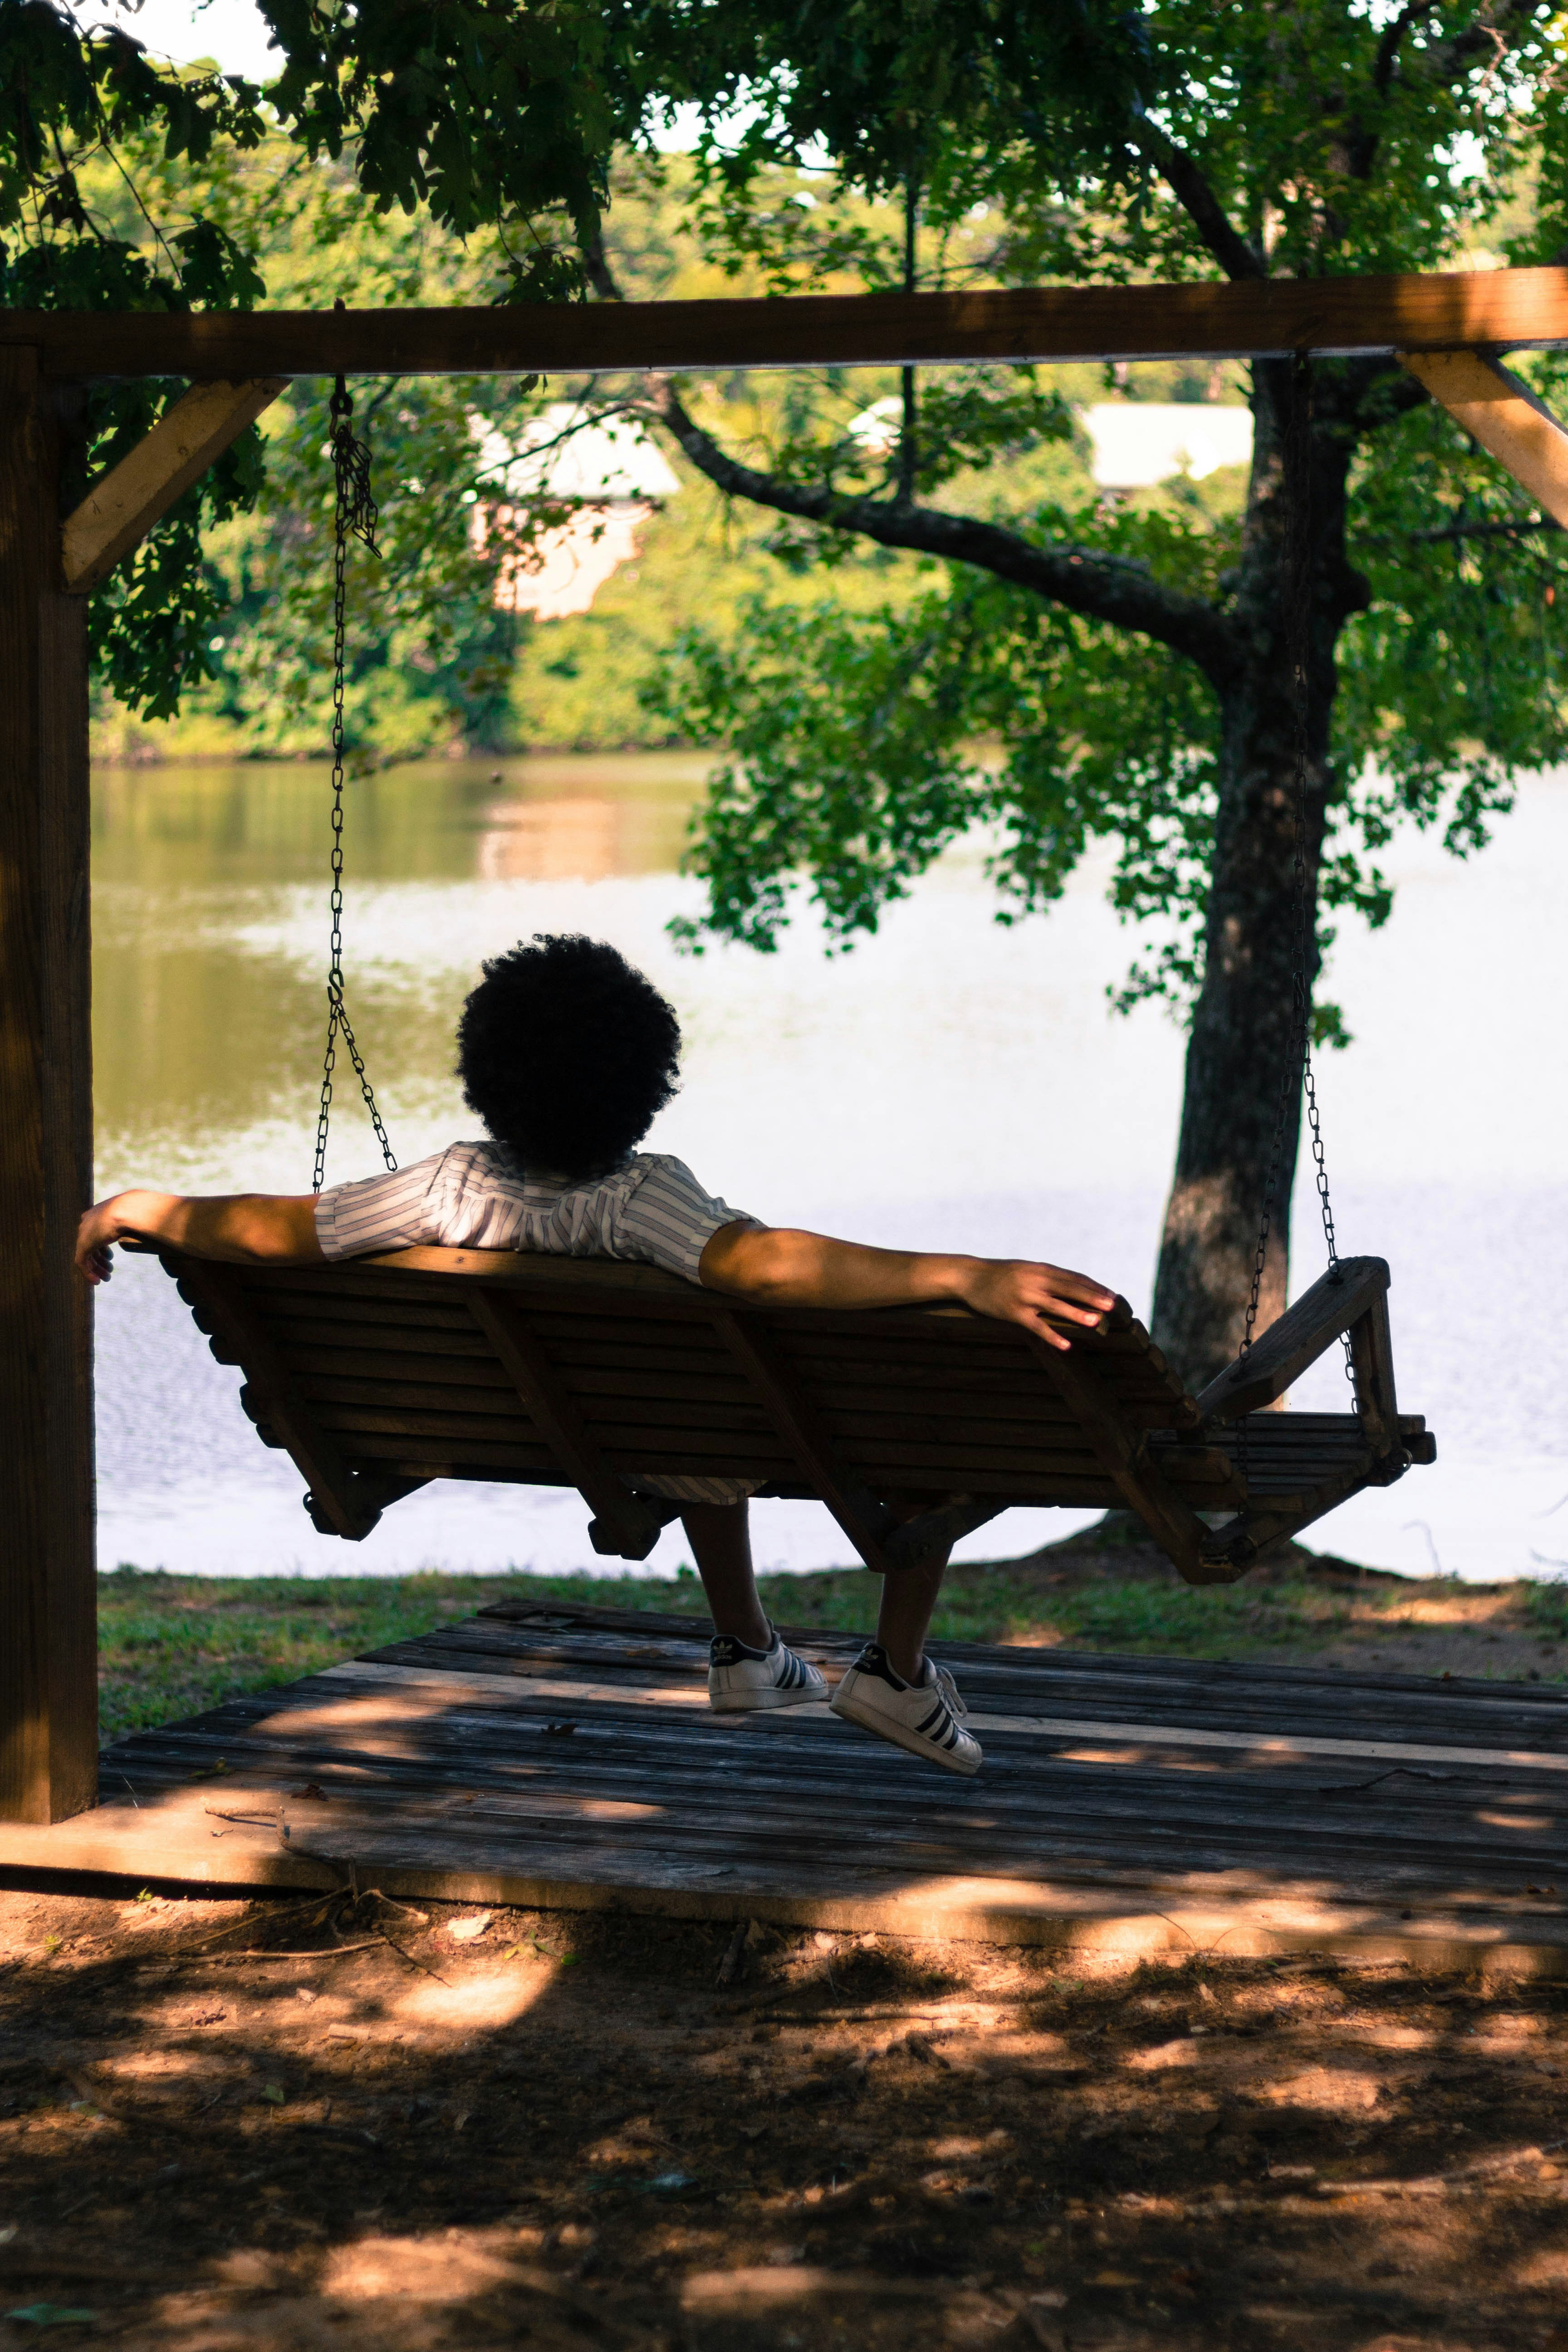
[1194,1257,1391,1427]
[1023,1333,1221,1584]
[62,377,287,594]
[466,1292,671,1561]
[1398,349,1568,524]
[709,1305,895,1572]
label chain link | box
[312,373,397,1195]
[1238,357,1355,1483]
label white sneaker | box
[828,1643,983,1776]
[708,1624,827,1713]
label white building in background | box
[473,396,1252,620]
[473,406,681,619]
[1081,402,1253,492]
[847,394,1254,495]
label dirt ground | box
[4,1884,1568,2351]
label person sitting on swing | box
[77,933,1115,1778]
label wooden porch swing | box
[150,1235,1434,1588]
[6,265,1567,1823]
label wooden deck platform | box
[5,1602,1568,1970]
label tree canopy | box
[629,0,1568,1025]
[12,0,1568,1372]
[2,0,646,720]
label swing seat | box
[145,1242,1433,1585]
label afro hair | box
[456,934,682,1183]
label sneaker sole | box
[828,1686,982,1776]
[709,1683,827,1714]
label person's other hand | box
[955,1259,1117,1347]
[76,1198,123,1285]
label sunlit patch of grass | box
[97,1542,1567,1744]
[96,1566,706,1742]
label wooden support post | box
[0,349,97,1823]
[1399,350,1568,523]
[1350,1292,1401,1459]
[61,378,287,595]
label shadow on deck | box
[5,1604,1568,1969]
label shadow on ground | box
[2,1883,1568,2349]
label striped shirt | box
[314,1142,763,1509]
[315,1140,759,1282]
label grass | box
[96,1539,1568,1745]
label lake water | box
[93,752,1568,1583]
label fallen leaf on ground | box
[446,1914,492,1943]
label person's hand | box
[954,1258,1117,1347]
[76,1197,127,1286]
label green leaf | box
[5,2308,101,2328]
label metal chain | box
[1237,356,1355,1482]
[312,372,397,1195]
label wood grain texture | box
[9,1603,1566,1966]
[8,266,1568,380]
[0,351,97,1823]
[61,378,286,592]
[1398,349,1568,522]
[1195,1257,1390,1425]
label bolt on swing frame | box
[5,261,1568,1823]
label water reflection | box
[91,753,709,1173]
[93,751,705,890]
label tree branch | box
[642,377,1241,688]
[1411,0,1539,93]
[1366,515,1563,546]
[1127,108,1266,283]
[1348,0,1541,181]
[1373,0,1443,97]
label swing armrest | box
[1194,1257,1391,1427]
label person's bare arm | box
[75,1191,324,1286]
[697,1223,1116,1349]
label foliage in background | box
[24,0,1568,1044]
[631,0,1568,1024]
[92,146,996,763]
[2,5,273,718]
[4,0,658,730]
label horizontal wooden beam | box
[1398,348,1568,525]
[62,377,285,593]
[9,265,1568,382]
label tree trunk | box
[1149,361,1360,1389]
